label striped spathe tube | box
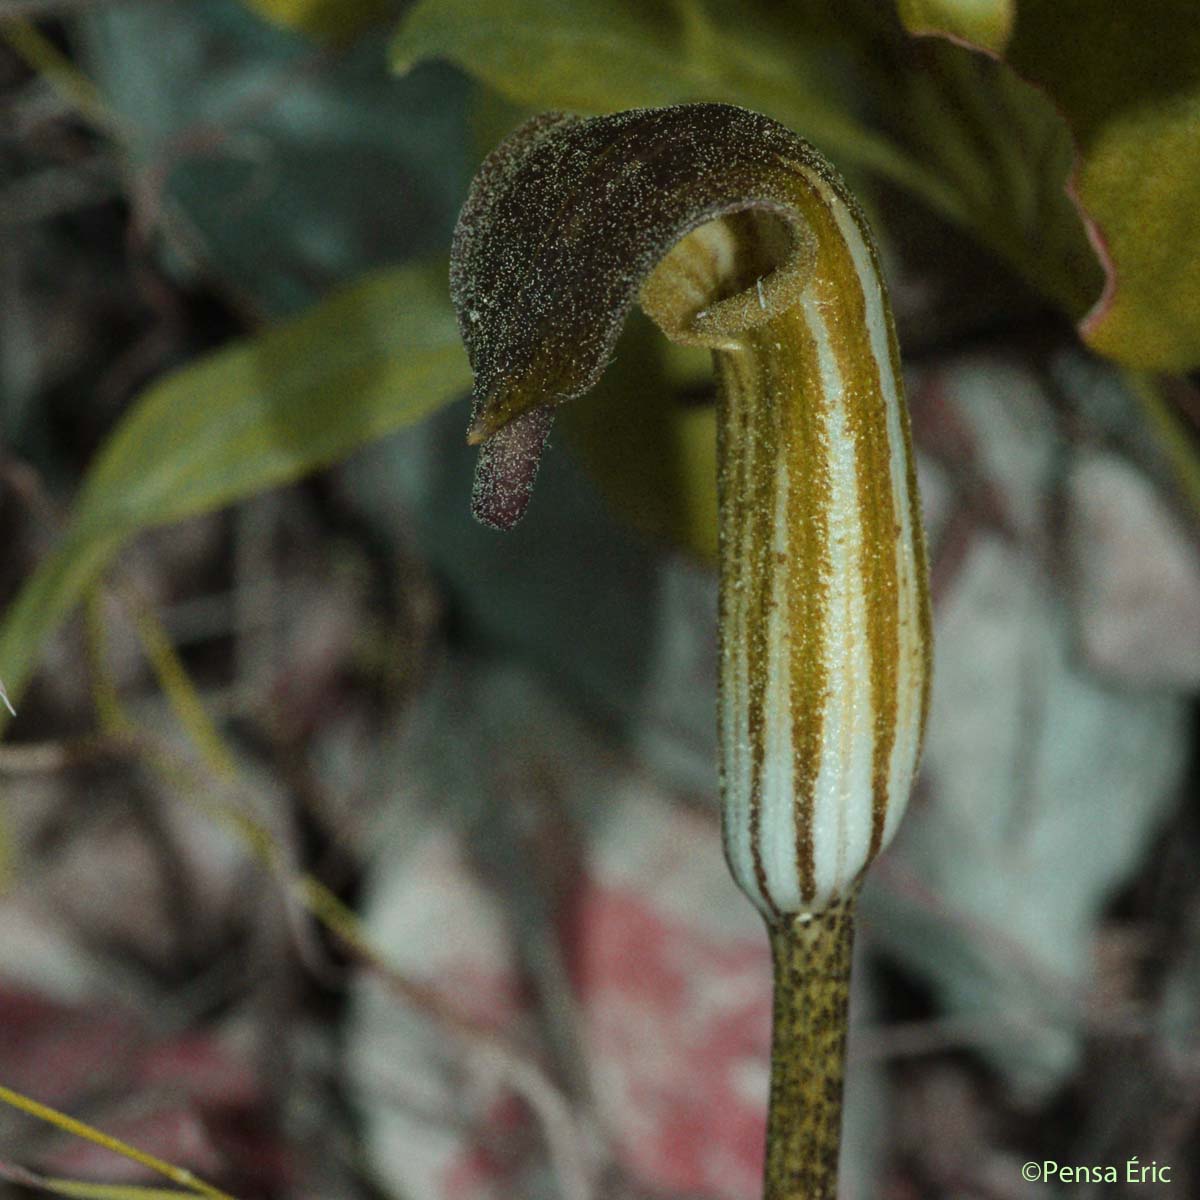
[705,174,931,921]
[451,103,932,1200]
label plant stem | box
[0,1083,236,1200]
[764,894,857,1200]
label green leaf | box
[393,0,710,112]
[240,0,391,43]
[907,1,1200,370]
[1009,2,1200,370]
[560,314,717,562]
[0,261,469,717]
[878,37,1103,319]
[390,0,954,214]
[896,0,1013,53]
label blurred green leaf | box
[879,38,1102,319]
[241,0,391,42]
[910,1,1200,370]
[560,314,717,562]
[392,0,711,112]
[1008,2,1200,370]
[391,0,960,218]
[896,0,1013,53]
[0,260,469,717]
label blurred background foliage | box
[1,1,1199,1198]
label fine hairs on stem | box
[450,103,932,1200]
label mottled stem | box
[764,897,857,1200]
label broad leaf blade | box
[879,37,1102,319]
[240,0,391,42]
[78,263,466,528]
[0,261,469,714]
[390,0,931,196]
[903,0,1200,370]
[896,0,1014,53]
[392,0,704,112]
[1009,2,1200,370]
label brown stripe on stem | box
[718,337,783,919]
[715,307,835,907]
[771,311,835,906]
[803,195,902,861]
